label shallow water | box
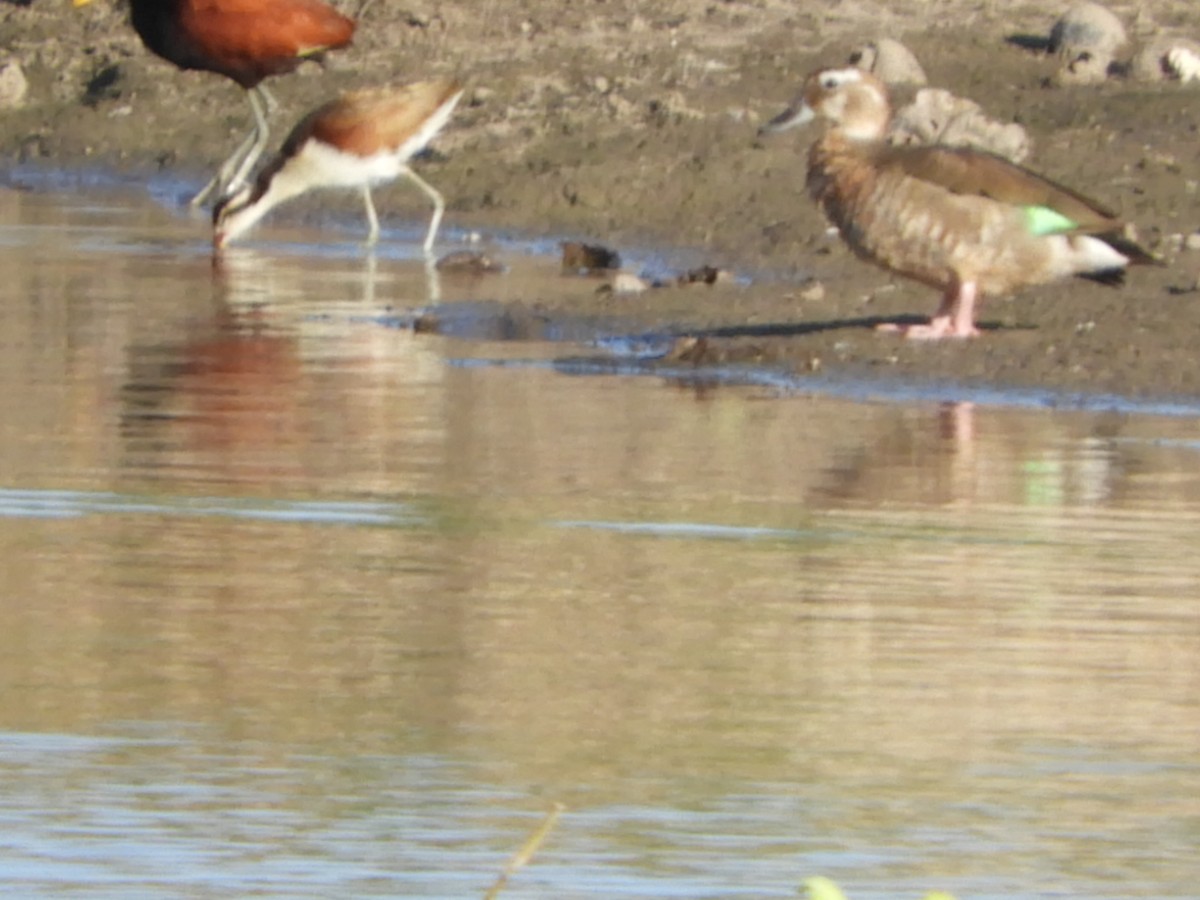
[0,185,1198,899]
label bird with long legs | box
[760,67,1159,339]
[74,0,355,207]
[213,79,464,255]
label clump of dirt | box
[1,0,1199,398]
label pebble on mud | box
[847,39,927,86]
[435,250,507,275]
[1131,36,1200,83]
[561,241,621,274]
[662,335,715,364]
[676,265,733,286]
[1048,2,1127,84]
[889,88,1031,162]
[798,281,826,302]
[1049,2,1127,60]
[1051,48,1112,85]
[606,272,651,294]
[0,58,28,110]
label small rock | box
[412,313,441,334]
[605,92,638,120]
[1184,233,1200,252]
[561,241,621,274]
[1168,45,1200,82]
[890,88,1031,162]
[798,281,826,302]
[1052,48,1113,85]
[1049,2,1127,61]
[435,250,506,274]
[1136,39,1200,84]
[663,336,713,364]
[609,272,650,294]
[1131,36,1200,82]
[848,39,927,86]
[676,265,731,286]
[0,58,28,110]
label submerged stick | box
[483,803,566,900]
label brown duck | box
[761,68,1157,339]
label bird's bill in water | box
[759,101,815,135]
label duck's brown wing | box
[877,144,1122,233]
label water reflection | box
[0,188,1198,898]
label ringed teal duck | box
[761,68,1157,339]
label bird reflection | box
[210,245,441,307]
[208,246,361,305]
[120,294,306,485]
[121,244,451,487]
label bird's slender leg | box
[362,186,380,246]
[878,279,981,340]
[424,254,442,305]
[946,280,980,338]
[190,126,256,207]
[190,86,272,208]
[403,168,446,255]
[360,251,378,304]
[259,84,278,115]
[226,86,272,193]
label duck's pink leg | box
[878,280,982,340]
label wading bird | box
[74,0,355,207]
[213,79,464,253]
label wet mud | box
[2,0,1199,398]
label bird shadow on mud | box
[656,313,1036,342]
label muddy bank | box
[1,0,1198,399]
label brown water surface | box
[0,189,1197,899]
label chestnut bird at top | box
[74,0,355,208]
[760,67,1157,339]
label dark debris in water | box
[675,265,732,286]
[397,301,630,344]
[435,249,507,275]
[560,241,621,275]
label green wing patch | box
[1025,205,1077,236]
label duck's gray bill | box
[758,103,814,135]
